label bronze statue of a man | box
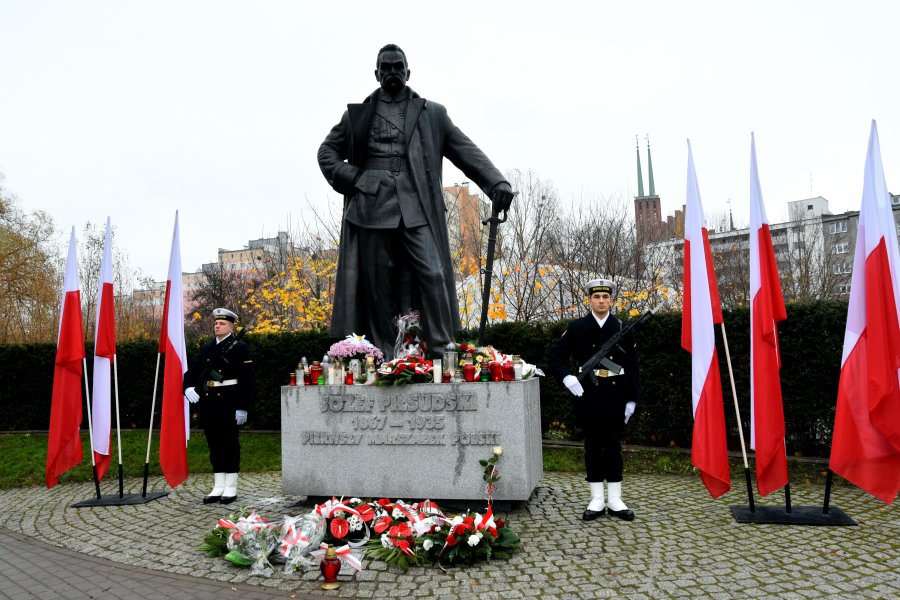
[318,44,514,357]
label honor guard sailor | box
[548,278,640,521]
[183,308,254,504]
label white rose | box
[493,446,503,456]
[422,539,433,551]
[467,534,480,547]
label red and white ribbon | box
[310,543,363,572]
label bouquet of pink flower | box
[328,333,384,364]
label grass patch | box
[1,431,280,489]
[2,432,838,489]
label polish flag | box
[748,134,789,497]
[46,228,85,488]
[91,218,115,482]
[829,121,900,503]
[680,140,731,499]
[159,212,189,488]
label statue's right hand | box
[490,182,514,213]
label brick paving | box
[0,472,897,599]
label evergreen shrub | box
[0,302,847,457]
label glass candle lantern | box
[320,546,341,590]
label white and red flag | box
[46,228,86,488]
[748,134,789,497]
[680,140,731,499]
[91,217,116,482]
[159,211,189,488]
[830,120,900,503]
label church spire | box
[647,134,656,196]
[635,135,645,197]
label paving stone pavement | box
[0,472,897,599]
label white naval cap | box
[212,307,238,323]
[584,278,616,296]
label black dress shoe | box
[203,495,221,504]
[608,508,635,521]
[582,508,606,521]
[220,495,237,504]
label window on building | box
[839,284,850,295]
[832,242,850,254]
[829,221,848,234]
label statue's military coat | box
[318,88,507,340]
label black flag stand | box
[730,469,856,526]
[73,353,167,508]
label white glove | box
[185,387,200,403]
[624,401,636,424]
[563,375,584,397]
[235,410,248,426]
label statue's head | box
[374,43,410,95]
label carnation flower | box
[422,539,433,551]
[348,515,363,532]
[467,534,480,547]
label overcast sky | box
[1,1,898,281]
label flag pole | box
[718,322,755,512]
[72,352,168,507]
[822,469,834,513]
[142,353,162,497]
[82,357,101,499]
[112,354,124,499]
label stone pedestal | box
[281,379,542,501]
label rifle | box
[195,326,250,395]
[576,302,663,386]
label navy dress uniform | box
[548,279,640,521]
[183,308,254,504]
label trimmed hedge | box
[1,302,846,456]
